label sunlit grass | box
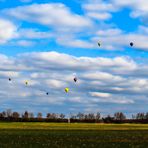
[0,123,147,147]
[0,122,148,130]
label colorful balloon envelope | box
[65,88,69,93]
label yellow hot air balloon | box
[65,88,69,93]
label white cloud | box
[112,0,148,11]
[3,3,92,28]
[0,18,17,44]
[1,2,148,51]
[86,12,112,20]
[17,29,52,39]
[45,79,66,89]
[84,0,148,24]
[83,1,117,21]
[111,0,148,24]
[96,28,122,36]
[20,0,32,3]
[90,92,111,98]
[56,36,94,49]
[0,51,147,113]
[92,27,148,51]
[16,40,35,47]
[92,97,134,104]
[83,2,116,12]
[0,1,148,114]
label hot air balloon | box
[25,81,28,85]
[65,88,69,93]
[98,42,101,47]
[74,77,77,82]
[130,42,134,47]
[8,78,11,81]
[46,92,49,95]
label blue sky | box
[0,0,148,117]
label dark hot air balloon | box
[130,42,134,47]
[98,42,101,47]
[25,81,28,85]
[74,77,77,82]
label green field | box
[0,123,148,147]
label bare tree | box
[136,113,145,120]
[84,114,88,120]
[59,113,65,119]
[22,111,29,119]
[51,113,57,119]
[37,112,42,119]
[6,109,12,118]
[12,112,20,119]
[70,113,77,119]
[47,113,51,119]
[132,114,136,119]
[47,113,57,119]
[96,112,101,120]
[114,112,126,120]
[145,112,148,119]
[77,112,85,120]
[0,113,3,118]
[2,111,6,118]
[103,115,114,123]
[29,112,34,118]
[88,113,95,120]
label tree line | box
[0,109,148,123]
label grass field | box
[0,123,148,147]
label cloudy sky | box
[0,0,148,117]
